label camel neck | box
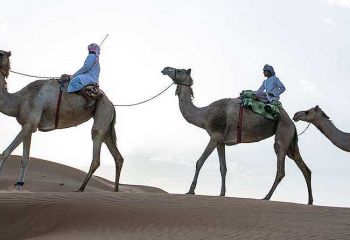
[0,75,19,117]
[177,85,205,128]
[314,117,350,152]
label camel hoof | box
[14,182,24,191]
[186,191,195,195]
[73,189,84,192]
[15,185,23,191]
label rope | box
[298,123,311,136]
[10,70,59,79]
[9,69,174,107]
[113,82,174,107]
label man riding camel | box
[255,64,285,103]
[224,64,286,144]
[67,43,101,108]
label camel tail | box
[287,127,300,160]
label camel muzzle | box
[293,112,305,122]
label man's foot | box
[80,88,96,109]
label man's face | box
[263,70,272,78]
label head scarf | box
[88,43,100,62]
[263,64,275,76]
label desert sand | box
[1,155,350,240]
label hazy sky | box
[1,0,350,207]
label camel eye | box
[305,110,309,114]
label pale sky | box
[1,0,350,207]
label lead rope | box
[298,123,311,136]
[10,69,175,107]
[113,82,174,107]
[9,70,59,79]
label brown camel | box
[162,67,313,204]
[0,50,124,191]
[294,105,350,152]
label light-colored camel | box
[294,105,350,152]
[0,50,124,191]
[162,67,313,204]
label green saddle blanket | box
[239,90,282,120]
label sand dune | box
[1,156,350,240]
[0,155,165,194]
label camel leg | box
[0,126,33,177]
[263,141,287,201]
[217,143,227,196]
[15,134,32,190]
[77,129,104,192]
[287,143,313,205]
[293,156,313,205]
[103,133,124,192]
[188,139,218,195]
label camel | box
[0,50,124,191]
[294,105,350,152]
[162,67,313,204]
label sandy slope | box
[0,155,165,194]
[0,156,350,240]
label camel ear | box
[7,51,11,57]
[187,69,191,74]
[315,105,319,110]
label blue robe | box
[67,53,100,93]
[256,76,285,102]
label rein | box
[8,69,175,107]
[298,123,311,136]
[10,70,59,79]
[8,68,184,108]
[113,82,174,107]
[113,69,189,107]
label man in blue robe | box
[67,43,101,108]
[255,64,285,103]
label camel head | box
[0,50,11,78]
[162,67,193,86]
[293,105,330,123]
[161,67,193,97]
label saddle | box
[60,74,104,100]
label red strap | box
[54,80,67,129]
[237,105,244,143]
[55,90,63,129]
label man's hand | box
[60,74,72,81]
